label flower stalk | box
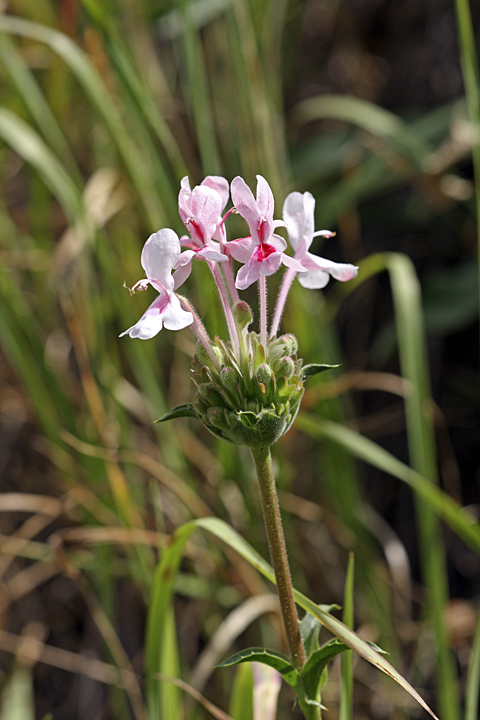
[250,445,307,673]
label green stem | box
[250,445,307,673]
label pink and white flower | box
[228,175,305,290]
[174,176,229,287]
[283,191,358,289]
[120,229,193,339]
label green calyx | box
[156,331,340,449]
[191,332,304,449]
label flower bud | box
[189,332,305,448]
[232,301,253,330]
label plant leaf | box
[218,647,300,693]
[299,605,340,657]
[301,638,349,700]
[300,364,341,381]
[154,405,199,423]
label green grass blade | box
[0,34,81,182]
[0,667,35,720]
[295,94,432,169]
[454,0,480,341]
[0,108,86,230]
[229,662,254,720]
[145,523,192,720]
[178,0,221,174]
[387,252,460,720]
[0,15,164,227]
[296,413,480,557]
[81,0,188,180]
[339,553,354,720]
[465,608,480,720]
[147,517,438,720]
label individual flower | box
[120,229,193,339]
[228,175,305,290]
[175,176,229,286]
[283,191,358,289]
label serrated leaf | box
[218,647,300,692]
[300,364,341,381]
[301,638,349,700]
[154,404,199,422]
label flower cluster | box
[122,175,358,447]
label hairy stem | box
[270,267,296,338]
[259,275,268,349]
[210,262,240,360]
[250,445,306,672]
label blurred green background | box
[0,1,479,719]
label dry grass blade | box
[56,526,168,548]
[155,674,235,720]
[190,594,280,693]
[0,629,130,687]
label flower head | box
[174,176,229,286]
[283,191,358,289]
[120,229,193,339]
[228,175,305,290]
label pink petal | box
[173,260,193,290]
[231,176,259,230]
[258,251,282,276]
[202,175,230,212]
[190,185,222,237]
[281,254,307,272]
[227,236,255,263]
[269,233,287,252]
[196,245,228,262]
[235,260,261,290]
[178,177,192,225]
[255,175,274,220]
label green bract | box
[157,323,341,448]
[193,332,304,448]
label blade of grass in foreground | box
[339,553,354,720]
[387,253,460,720]
[465,608,480,720]
[146,518,439,720]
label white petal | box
[283,191,315,252]
[173,260,192,290]
[161,293,194,330]
[297,269,330,290]
[306,254,359,282]
[119,292,193,339]
[120,295,168,339]
[140,229,180,291]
